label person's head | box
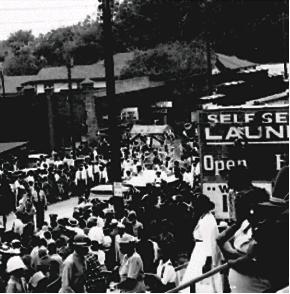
[128,210,137,224]
[119,236,136,255]
[39,238,48,248]
[90,240,100,252]
[43,231,52,240]
[47,242,57,255]
[235,188,269,223]
[117,222,126,235]
[73,234,90,256]
[194,194,215,217]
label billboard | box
[198,105,289,219]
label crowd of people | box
[0,128,288,293]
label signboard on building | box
[120,107,139,122]
[113,182,124,197]
[152,101,173,108]
[198,105,289,219]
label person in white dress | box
[181,194,224,293]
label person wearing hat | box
[117,235,146,293]
[6,256,28,293]
[67,218,84,235]
[127,210,143,239]
[61,234,90,293]
[181,194,223,292]
[217,166,272,293]
[115,223,135,265]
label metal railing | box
[166,262,229,293]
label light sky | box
[0,0,99,40]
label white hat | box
[6,256,27,273]
[102,236,112,248]
[218,221,228,228]
[117,222,125,229]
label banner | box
[199,105,289,219]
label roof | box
[216,53,256,71]
[130,124,171,135]
[28,52,135,83]
[94,76,164,98]
[0,142,27,154]
[1,75,37,94]
[255,63,289,77]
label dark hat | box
[57,218,68,227]
[68,218,79,227]
[73,234,91,247]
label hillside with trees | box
[0,0,288,76]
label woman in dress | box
[181,194,223,293]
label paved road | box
[6,197,79,231]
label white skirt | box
[181,242,223,293]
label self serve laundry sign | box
[198,105,289,219]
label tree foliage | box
[121,40,209,80]
[1,0,288,75]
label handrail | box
[166,262,230,293]
[101,261,189,277]
[174,262,189,272]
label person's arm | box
[161,265,176,285]
[216,223,242,259]
[61,262,74,293]
[6,281,16,293]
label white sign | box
[153,101,173,108]
[120,107,139,122]
[202,182,272,220]
[113,182,123,197]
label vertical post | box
[205,1,213,95]
[46,87,55,151]
[282,9,288,80]
[103,0,122,182]
[67,58,76,159]
[0,63,5,99]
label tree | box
[120,40,209,80]
[113,0,288,62]
[6,30,35,55]
[4,46,41,75]
[33,17,104,66]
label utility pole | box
[46,87,55,151]
[0,62,5,99]
[67,56,77,159]
[205,0,213,95]
[102,0,122,182]
[282,7,288,80]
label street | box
[6,197,79,231]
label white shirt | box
[88,226,105,244]
[87,165,94,179]
[12,218,24,235]
[97,249,106,265]
[157,259,176,285]
[183,172,193,187]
